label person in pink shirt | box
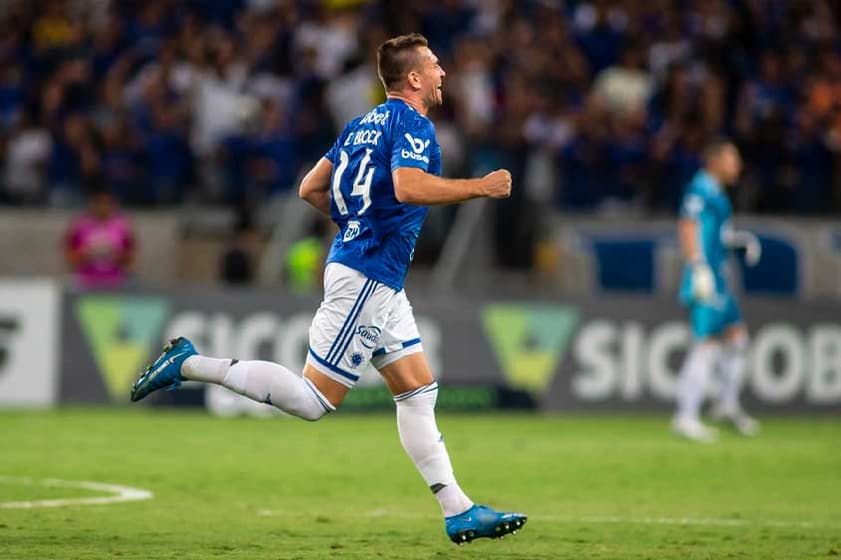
[65,188,136,289]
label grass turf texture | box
[1,409,839,559]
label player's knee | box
[393,381,439,409]
[298,408,328,422]
[726,328,749,352]
[696,339,721,356]
[294,391,337,422]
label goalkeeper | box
[673,139,761,442]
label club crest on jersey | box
[402,133,430,163]
[343,220,361,242]
[355,325,382,349]
[684,194,704,216]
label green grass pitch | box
[1,409,839,559]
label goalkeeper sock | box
[718,338,747,414]
[394,382,473,517]
[182,357,334,421]
[675,342,721,422]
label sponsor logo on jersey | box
[401,149,430,163]
[404,133,430,153]
[343,220,361,242]
[401,134,431,163]
[360,109,390,125]
[356,325,382,349]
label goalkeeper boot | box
[672,416,718,443]
[711,406,760,437]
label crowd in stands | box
[1,0,840,217]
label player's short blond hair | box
[702,137,737,166]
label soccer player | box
[673,139,761,442]
[130,33,526,544]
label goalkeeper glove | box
[691,262,716,302]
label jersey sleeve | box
[390,115,436,173]
[679,190,706,220]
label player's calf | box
[215,359,335,421]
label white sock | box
[394,382,473,517]
[718,340,747,414]
[182,356,230,384]
[182,356,334,421]
[675,342,721,423]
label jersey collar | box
[699,170,722,193]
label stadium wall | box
[0,210,180,284]
[3,280,839,414]
[2,211,841,298]
[546,216,841,300]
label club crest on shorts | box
[350,352,364,368]
[343,220,361,242]
[356,325,382,349]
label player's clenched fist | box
[481,169,512,199]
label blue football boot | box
[130,337,197,402]
[445,504,528,545]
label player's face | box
[415,47,446,109]
[717,145,743,185]
[90,193,115,219]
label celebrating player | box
[130,33,526,544]
[672,139,761,442]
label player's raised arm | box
[298,157,334,216]
[393,167,511,205]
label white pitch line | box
[0,476,153,509]
[255,508,838,529]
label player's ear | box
[407,70,422,91]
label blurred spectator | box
[219,210,260,285]
[325,26,386,128]
[573,0,626,75]
[592,41,653,116]
[293,5,360,80]
[249,98,298,197]
[65,184,135,290]
[2,109,51,204]
[142,100,193,204]
[47,113,101,206]
[100,114,145,204]
[284,218,330,294]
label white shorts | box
[306,262,423,387]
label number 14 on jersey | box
[332,148,374,216]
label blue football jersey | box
[678,170,734,304]
[323,98,441,290]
